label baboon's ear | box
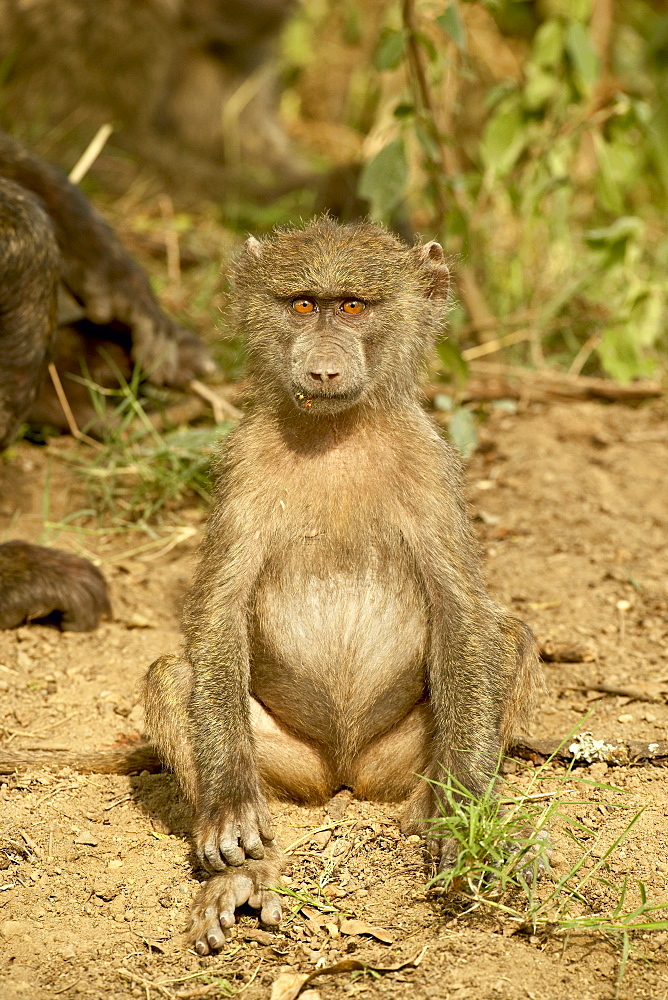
[420,240,450,300]
[245,236,263,259]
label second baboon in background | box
[0,130,213,439]
[0,129,213,630]
[144,217,541,953]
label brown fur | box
[0,130,212,436]
[145,218,541,952]
[0,542,111,633]
[0,219,541,953]
[0,132,213,634]
[0,0,300,199]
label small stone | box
[126,613,154,629]
[406,835,421,845]
[74,830,98,846]
[93,880,118,901]
[108,859,123,869]
[1,920,31,937]
[618,714,633,724]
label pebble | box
[74,831,98,846]
[1,920,31,938]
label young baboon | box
[142,217,541,953]
[0,219,540,944]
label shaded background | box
[1,0,666,395]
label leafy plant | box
[356,0,668,383]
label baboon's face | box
[284,293,373,414]
[234,219,450,413]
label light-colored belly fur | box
[250,555,428,766]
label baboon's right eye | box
[291,298,316,314]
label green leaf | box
[375,29,406,71]
[584,216,643,249]
[448,407,478,459]
[480,105,526,176]
[531,20,564,68]
[416,124,441,162]
[630,285,665,348]
[415,31,438,63]
[358,137,408,219]
[393,103,415,118]
[565,21,599,93]
[524,65,559,110]
[343,2,362,45]
[433,393,454,412]
[596,327,655,383]
[437,4,466,51]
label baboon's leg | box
[351,702,433,802]
[251,698,335,804]
[144,654,333,808]
[144,654,199,804]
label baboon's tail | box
[0,742,163,776]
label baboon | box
[0,129,210,628]
[0,219,540,946]
[144,218,541,952]
[0,129,212,438]
[0,542,110,632]
[0,0,300,198]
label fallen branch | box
[569,681,668,705]
[510,736,668,767]
[428,366,663,404]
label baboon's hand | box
[190,845,284,954]
[195,799,276,871]
[75,263,214,387]
[59,220,214,388]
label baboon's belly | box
[250,560,428,761]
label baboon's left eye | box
[341,300,365,314]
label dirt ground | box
[1,396,667,1000]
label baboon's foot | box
[190,846,284,955]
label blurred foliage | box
[281,0,667,384]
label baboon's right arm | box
[179,521,274,872]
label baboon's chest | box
[249,545,428,751]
